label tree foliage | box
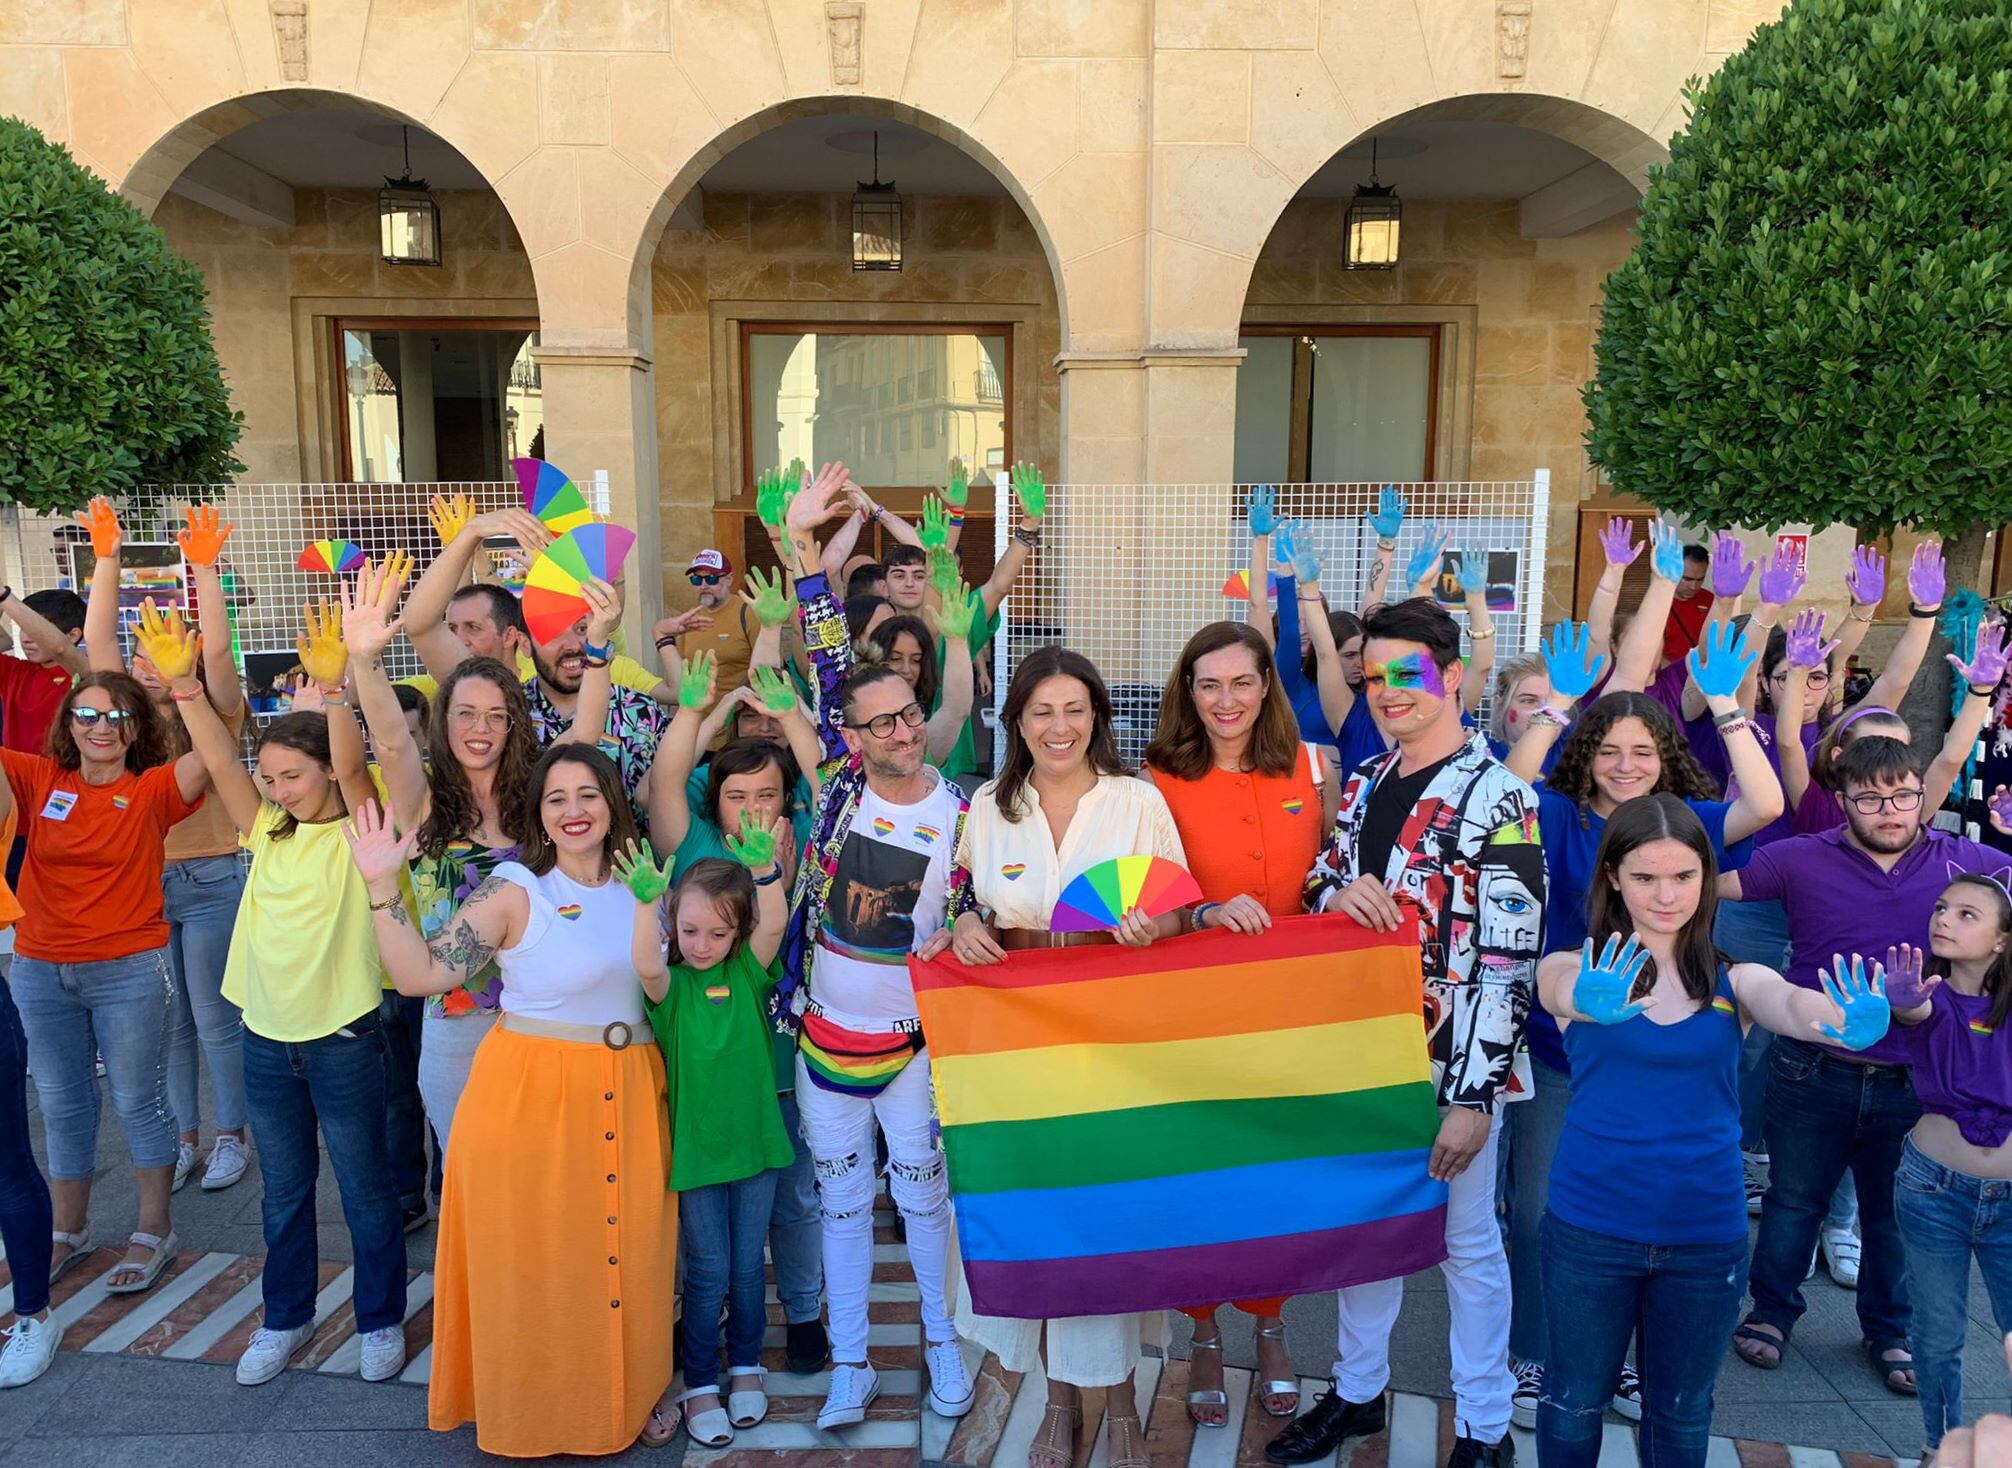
[1586,0,2012,536]
[0,117,243,512]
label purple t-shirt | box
[1729,711,1822,848]
[1792,782,1847,836]
[1902,986,2012,1148]
[1736,826,2011,1065]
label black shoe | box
[1445,1433,1515,1468]
[401,1201,431,1233]
[1264,1389,1386,1464]
[786,1317,830,1375]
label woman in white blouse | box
[949,647,1186,1468]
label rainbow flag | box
[910,915,1449,1319]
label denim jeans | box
[769,1089,823,1326]
[1538,1213,1747,1468]
[1506,1058,1569,1366]
[376,990,429,1212]
[1750,1038,1919,1342]
[0,973,53,1316]
[163,855,247,1137]
[1714,900,1789,1150]
[1894,1140,2012,1449]
[681,1167,782,1390]
[242,1019,407,1333]
[13,948,179,1178]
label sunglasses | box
[71,708,135,730]
[688,573,724,587]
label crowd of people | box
[0,465,2008,1468]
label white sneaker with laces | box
[1610,1363,1643,1421]
[925,1339,974,1418]
[203,1135,249,1191]
[172,1141,198,1193]
[236,1323,315,1386]
[1821,1226,1862,1289]
[359,1325,407,1382]
[817,1362,881,1430]
[1510,1359,1542,1431]
[0,1315,62,1388]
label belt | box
[500,1012,638,1050]
[1000,928,1115,951]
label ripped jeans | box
[1537,1212,1747,1468]
[795,1049,955,1362]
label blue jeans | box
[242,1020,407,1333]
[1894,1140,2012,1449]
[1537,1213,1747,1468]
[1750,1038,1919,1342]
[0,973,53,1316]
[13,949,178,1177]
[163,855,247,1137]
[1506,1058,1569,1366]
[770,1090,822,1326]
[376,990,429,1212]
[1714,900,1789,1150]
[681,1168,782,1390]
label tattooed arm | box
[368,872,527,998]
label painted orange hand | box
[75,497,120,559]
[177,504,234,567]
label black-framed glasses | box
[844,702,926,739]
[1845,788,1923,815]
[71,708,134,730]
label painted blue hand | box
[1541,621,1607,701]
[1455,550,1489,597]
[1406,522,1451,589]
[1367,485,1406,540]
[1685,620,1758,700]
[1574,934,1653,1025]
[1272,517,1304,571]
[1293,548,1322,585]
[1247,484,1279,537]
[1816,953,1892,1051]
[1650,520,1687,583]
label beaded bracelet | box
[1190,901,1221,930]
[752,866,783,887]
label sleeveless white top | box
[491,861,646,1027]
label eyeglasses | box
[71,708,134,730]
[1845,788,1923,814]
[844,702,926,739]
[688,573,724,587]
[1773,667,1833,687]
[449,708,512,733]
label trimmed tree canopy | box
[0,117,242,512]
[1586,0,2012,536]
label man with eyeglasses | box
[769,467,977,1433]
[1719,734,2011,1390]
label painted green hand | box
[612,839,673,906]
[756,467,791,529]
[1011,461,1046,521]
[945,461,969,509]
[939,582,979,641]
[918,495,950,552]
[928,546,960,599]
[724,810,779,871]
[741,566,795,627]
[751,664,798,714]
[679,650,716,710]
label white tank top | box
[491,861,646,1027]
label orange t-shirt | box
[1150,745,1324,917]
[0,805,22,929]
[1,748,200,962]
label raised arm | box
[1293,540,1353,738]
[1361,486,1404,614]
[1832,543,1889,675]
[926,587,978,762]
[739,567,795,678]
[724,810,789,968]
[179,506,245,721]
[552,578,621,751]
[1245,485,1278,652]
[1774,660,1816,813]
[1857,540,1946,713]
[972,462,1046,617]
[643,652,713,856]
[612,839,673,1002]
[1586,518,1641,663]
[342,554,429,825]
[1928,621,2009,812]
[1609,520,1683,694]
[1732,954,1890,1052]
[1688,623,1783,843]
[749,670,828,803]
[1456,551,1496,717]
[76,498,126,675]
[1679,531,1756,721]
[403,506,552,679]
[343,801,526,997]
[783,465,858,765]
[295,601,373,815]
[148,601,262,836]
[1508,622,1606,787]
[1405,523,1452,602]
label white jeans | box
[1334,1109,1514,1443]
[795,1049,955,1362]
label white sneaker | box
[359,1325,406,1382]
[203,1135,249,1191]
[1510,1358,1542,1431]
[925,1338,973,1418]
[172,1141,199,1193]
[235,1323,314,1385]
[817,1362,881,1430]
[1610,1363,1643,1422]
[1822,1227,1862,1289]
[0,1315,62,1388]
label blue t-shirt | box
[1336,695,1385,777]
[1487,732,1563,778]
[1548,968,1746,1246]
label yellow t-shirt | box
[400,652,664,702]
[224,803,388,1042]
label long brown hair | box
[256,712,336,841]
[1929,875,2012,1032]
[1585,793,1723,1009]
[416,658,537,859]
[1145,621,1300,781]
[991,647,1125,823]
[46,671,171,774]
[865,614,940,710]
[516,744,638,877]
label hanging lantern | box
[1343,136,1402,271]
[378,125,441,267]
[851,131,903,272]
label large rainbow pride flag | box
[910,914,1449,1319]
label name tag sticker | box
[40,790,77,822]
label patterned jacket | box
[772,571,977,1034]
[1303,729,1545,1114]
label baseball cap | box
[687,549,731,575]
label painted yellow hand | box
[132,598,200,681]
[296,600,349,690]
[428,493,475,547]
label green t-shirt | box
[937,604,1002,781]
[646,943,795,1191]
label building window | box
[1233,328,1438,484]
[338,321,541,483]
[744,325,1010,491]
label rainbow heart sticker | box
[872,818,897,837]
[1001,863,1026,881]
[914,825,941,845]
[705,984,731,1006]
[111,794,130,810]
[1972,1018,1996,1036]
[1711,995,1737,1017]
[1280,798,1304,815]
[556,903,583,920]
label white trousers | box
[1333,1109,1514,1443]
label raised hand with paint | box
[1846,544,1887,610]
[1710,531,1756,600]
[1686,620,1758,701]
[1599,516,1642,569]
[1366,485,1406,542]
[1813,953,1893,1051]
[1407,522,1452,597]
[1540,621,1608,705]
[1910,540,1947,610]
[1572,934,1654,1024]
[1756,539,1807,607]
[1246,484,1279,538]
[613,838,674,907]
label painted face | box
[1502,672,1552,742]
[885,561,928,611]
[1608,836,1704,935]
[1362,639,1453,738]
[1591,716,1663,811]
[674,891,740,972]
[540,761,611,855]
[446,678,511,771]
[1190,643,1266,745]
[1930,883,2012,966]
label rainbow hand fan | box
[297,539,365,574]
[1221,569,1280,602]
[521,524,639,644]
[1049,855,1204,933]
[512,457,599,534]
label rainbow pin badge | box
[111,794,131,810]
[1001,863,1027,881]
[556,903,583,921]
[1712,996,1738,1017]
[872,817,897,837]
[1280,797,1304,815]
[1972,1018,1996,1036]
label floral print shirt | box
[521,677,668,832]
[411,838,520,1018]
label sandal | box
[680,1387,733,1447]
[1186,1334,1228,1428]
[728,1365,768,1427]
[1255,1321,1299,1417]
[1732,1320,1785,1370]
[1106,1410,1148,1468]
[1029,1400,1080,1468]
[1864,1337,1918,1397]
[49,1226,95,1284]
[105,1230,176,1294]
[637,1397,682,1449]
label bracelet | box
[1972,684,2001,698]
[1849,606,1877,623]
[1190,901,1221,930]
[368,895,404,913]
[1297,592,1323,603]
[947,507,966,526]
[581,656,611,670]
[1376,538,1396,552]
[168,685,204,702]
[1712,706,1747,727]
[752,865,783,887]
[1528,706,1571,729]
[655,634,679,650]
[1911,602,1941,619]
[1469,625,1497,640]
[582,640,612,661]
[1013,527,1042,549]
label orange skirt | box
[427,1023,677,1457]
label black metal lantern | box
[378,126,441,267]
[1343,136,1402,271]
[851,131,902,272]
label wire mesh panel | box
[992,474,1552,768]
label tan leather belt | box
[999,928,1115,951]
[500,1011,638,1050]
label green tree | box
[0,117,243,511]
[1586,0,2012,558]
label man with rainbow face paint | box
[1279,596,1544,1468]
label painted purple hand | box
[1598,517,1641,568]
[1846,544,1887,606]
[1710,531,1755,598]
[1992,785,2012,836]
[1784,608,1841,670]
[1910,540,1946,608]
[1757,541,1806,606]
[1881,944,1939,1012]
[1949,620,2010,692]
